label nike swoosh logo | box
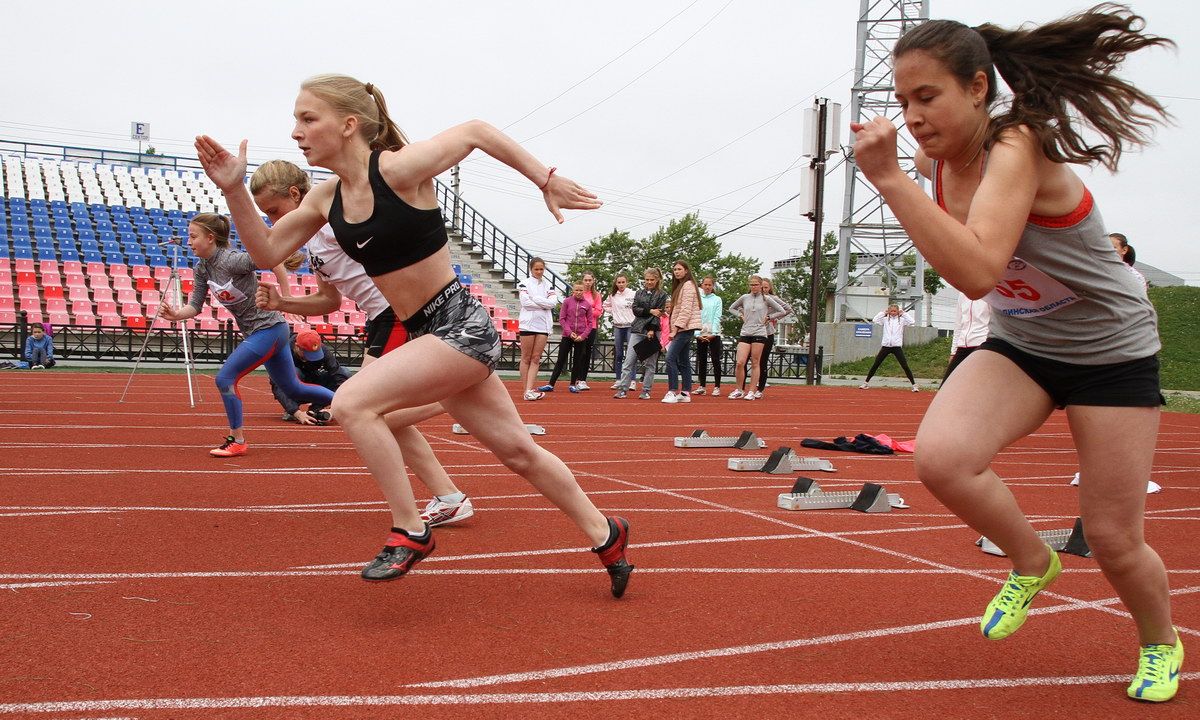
[356,236,374,249]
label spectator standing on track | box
[517,257,557,401]
[251,159,476,527]
[755,277,793,398]
[23,323,55,369]
[1110,232,1149,292]
[693,275,723,396]
[613,267,665,400]
[662,260,701,404]
[196,73,632,596]
[605,273,636,389]
[859,304,919,392]
[158,213,335,457]
[539,280,594,393]
[577,269,603,390]
[727,275,787,400]
[270,329,349,424]
[943,293,991,382]
[851,6,1180,700]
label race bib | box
[208,279,248,307]
[983,257,1079,317]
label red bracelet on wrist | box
[538,167,557,190]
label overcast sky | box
[4,0,1196,301]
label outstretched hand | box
[849,117,901,184]
[541,172,602,223]
[195,136,248,193]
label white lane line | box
[408,585,1200,689]
[1,581,115,590]
[4,672,1199,714]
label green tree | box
[770,231,845,334]
[896,251,944,298]
[566,212,760,336]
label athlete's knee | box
[914,442,978,489]
[493,437,542,475]
[214,375,236,396]
[1082,520,1143,567]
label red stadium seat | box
[17,271,36,285]
[153,266,172,280]
[98,314,122,328]
[43,285,64,299]
[64,273,88,288]
[112,275,133,290]
[23,311,44,323]
[0,310,16,324]
[131,265,151,279]
[85,262,107,276]
[15,259,35,272]
[48,312,70,327]
[40,273,63,288]
[70,300,93,315]
[121,302,144,318]
[312,323,333,336]
[38,260,59,275]
[62,261,83,275]
[73,313,97,327]
[116,288,138,304]
[125,316,147,330]
[45,298,67,312]
[91,288,115,303]
[339,297,357,312]
[109,264,129,278]
[0,297,13,312]
[135,276,156,292]
[95,300,118,316]
[18,285,40,301]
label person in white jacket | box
[517,257,558,400]
[603,273,636,388]
[860,303,919,391]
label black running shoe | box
[361,527,435,581]
[591,516,634,598]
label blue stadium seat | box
[88,203,106,214]
[116,221,134,233]
[101,241,120,254]
[167,209,182,220]
[78,229,96,242]
[49,200,66,210]
[9,197,27,211]
[55,230,73,244]
[105,252,125,265]
[33,226,51,239]
[36,247,57,262]
[80,240,99,252]
[148,208,163,218]
[29,198,47,209]
[95,221,113,234]
[125,254,145,266]
[98,230,116,243]
[13,247,34,260]
[83,250,103,264]
[59,249,80,263]
[71,202,88,215]
[148,255,169,268]
[32,217,51,230]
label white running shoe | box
[859,383,870,390]
[679,392,691,403]
[611,381,621,390]
[420,496,475,527]
[912,384,920,393]
[744,391,758,400]
[712,388,721,397]
[727,389,744,399]
[692,387,706,396]
[661,391,679,404]
[577,381,591,391]
[523,390,545,401]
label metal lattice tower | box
[835,0,929,322]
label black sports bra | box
[327,150,448,277]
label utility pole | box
[450,164,462,229]
[805,98,831,385]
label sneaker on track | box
[610,381,621,390]
[727,389,744,399]
[638,391,651,400]
[591,516,634,598]
[361,526,436,581]
[613,390,627,399]
[210,435,247,457]
[420,496,475,527]
[912,384,920,393]
[577,381,590,391]
[662,391,679,404]
[859,382,870,389]
[981,546,1061,640]
[712,387,721,397]
[678,392,691,403]
[538,384,555,392]
[1128,630,1184,702]
[692,387,706,396]
[569,384,580,393]
[524,390,545,401]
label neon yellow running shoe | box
[981,545,1061,640]
[1128,631,1183,702]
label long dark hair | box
[896,4,1173,171]
[1110,232,1137,265]
[669,259,698,310]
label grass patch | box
[826,336,954,382]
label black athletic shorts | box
[402,279,501,372]
[364,307,407,358]
[519,330,548,337]
[738,335,769,344]
[980,337,1164,409]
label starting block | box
[674,429,766,449]
[728,446,835,474]
[776,477,906,513]
[452,423,546,436]
[976,517,1092,558]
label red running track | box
[0,371,1196,718]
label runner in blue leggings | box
[159,213,335,456]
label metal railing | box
[435,180,569,296]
